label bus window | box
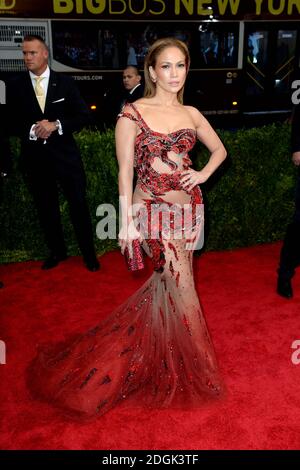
[52,21,116,70]
[124,25,192,69]
[195,23,239,69]
[52,21,193,71]
[246,31,269,96]
[274,30,297,94]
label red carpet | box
[0,242,300,450]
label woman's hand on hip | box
[180,169,210,190]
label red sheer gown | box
[28,103,224,421]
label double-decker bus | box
[0,0,300,128]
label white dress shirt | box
[129,83,141,95]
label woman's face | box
[150,46,187,95]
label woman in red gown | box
[28,38,227,421]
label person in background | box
[120,65,144,109]
[103,66,144,126]
[277,103,300,298]
[7,35,99,272]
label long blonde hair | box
[144,37,190,104]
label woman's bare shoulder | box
[133,98,148,105]
[184,105,206,126]
[184,105,202,117]
[132,98,154,109]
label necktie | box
[34,76,45,112]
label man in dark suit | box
[277,103,300,298]
[7,35,99,271]
[121,66,144,108]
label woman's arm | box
[115,112,140,254]
[181,106,227,190]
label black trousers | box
[278,168,300,279]
[25,154,96,261]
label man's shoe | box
[277,277,293,299]
[41,254,68,270]
[84,258,100,272]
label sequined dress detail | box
[28,103,223,420]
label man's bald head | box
[123,66,141,91]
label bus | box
[1,0,300,128]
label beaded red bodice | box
[119,103,197,196]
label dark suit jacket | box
[7,70,91,171]
[126,83,144,103]
[118,83,144,115]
